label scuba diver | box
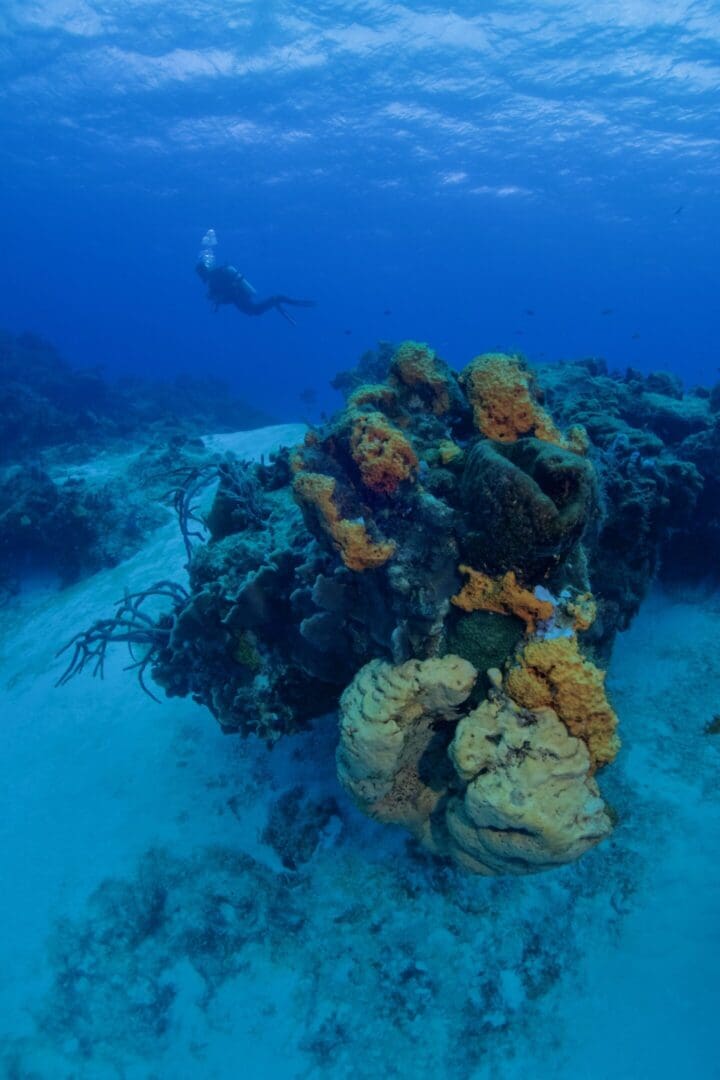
[196,229,315,326]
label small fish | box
[514,329,524,335]
[524,308,535,316]
[673,205,684,217]
[383,309,392,316]
[299,387,317,406]
[601,308,613,316]
[343,329,352,336]
[631,332,641,340]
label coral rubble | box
[61,343,720,878]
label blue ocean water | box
[1,3,720,1078]
[2,1,720,417]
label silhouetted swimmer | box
[196,229,315,326]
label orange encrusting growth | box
[459,353,566,447]
[451,566,554,634]
[391,340,453,415]
[505,636,620,769]
[292,472,396,572]
[350,411,419,495]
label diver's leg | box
[237,296,280,316]
[276,295,316,308]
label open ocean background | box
[1,3,719,1079]
[2,0,720,414]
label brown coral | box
[390,340,453,415]
[292,471,395,572]
[459,353,566,446]
[451,565,553,633]
[349,410,418,495]
[505,636,620,768]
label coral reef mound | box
[61,343,719,879]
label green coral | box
[443,610,524,699]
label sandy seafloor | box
[1,425,719,1080]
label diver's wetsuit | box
[196,261,315,325]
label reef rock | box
[63,343,720,879]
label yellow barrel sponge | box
[349,410,419,495]
[451,565,554,633]
[293,471,396,572]
[391,340,453,415]
[336,655,478,845]
[337,655,614,875]
[505,636,620,768]
[459,353,565,446]
[446,689,612,875]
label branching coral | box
[451,566,553,633]
[292,471,396,571]
[505,637,620,769]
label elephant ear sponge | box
[505,637,620,769]
[460,352,566,446]
[336,655,477,848]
